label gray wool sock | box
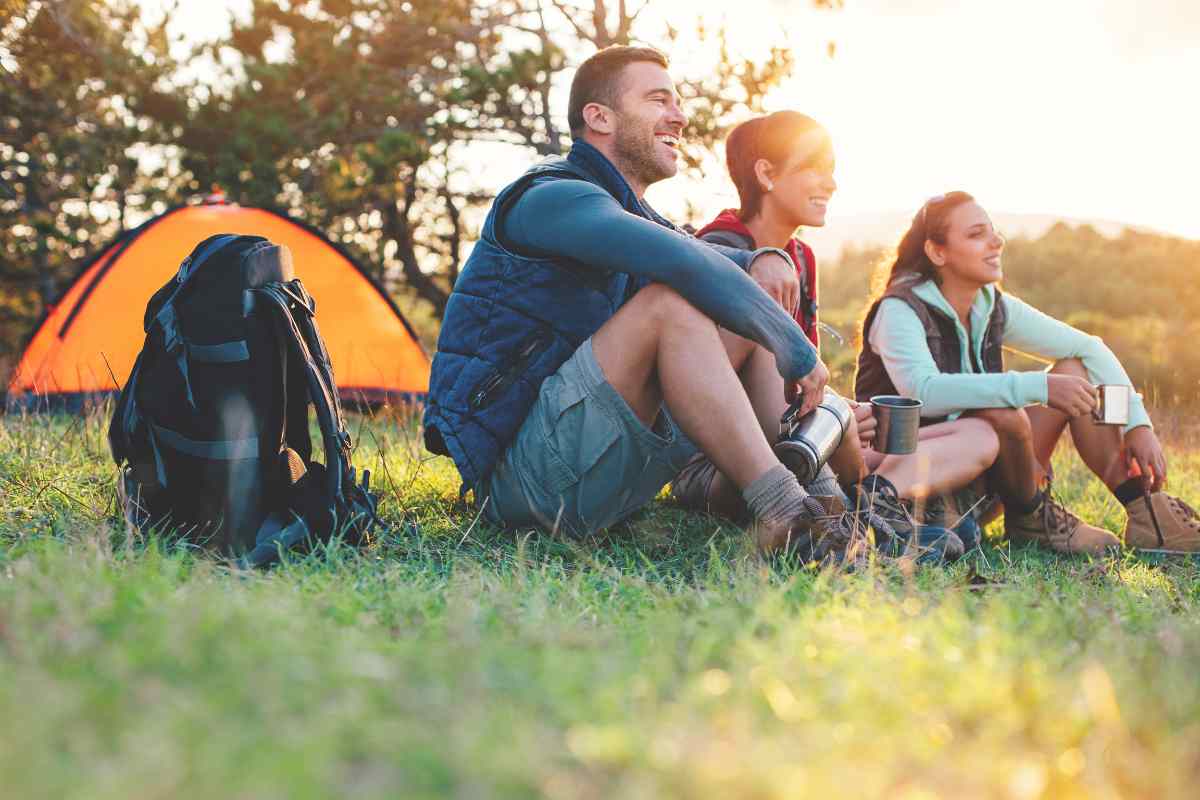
[805,464,846,503]
[743,464,809,526]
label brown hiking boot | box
[671,453,747,521]
[752,494,868,565]
[1005,490,1120,555]
[671,453,717,511]
[1124,492,1200,552]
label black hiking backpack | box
[109,233,380,567]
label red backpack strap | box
[792,239,819,345]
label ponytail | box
[865,190,975,303]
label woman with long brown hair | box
[672,112,999,553]
[856,191,1200,554]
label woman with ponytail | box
[673,112,997,556]
[857,192,1200,554]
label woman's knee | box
[959,417,1000,468]
[1049,357,1087,378]
[971,407,1033,441]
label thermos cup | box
[1092,384,1131,426]
[870,395,923,455]
[774,390,854,485]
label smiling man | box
[422,45,848,557]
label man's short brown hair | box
[567,45,669,138]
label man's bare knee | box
[971,407,1033,441]
[634,283,713,332]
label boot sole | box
[1133,547,1200,557]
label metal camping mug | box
[775,390,854,485]
[870,395,923,455]
[1092,384,1131,426]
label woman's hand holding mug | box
[850,400,876,451]
[1046,374,1098,418]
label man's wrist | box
[747,246,792,273]
[791,347,816,379]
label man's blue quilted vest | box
[423,141,672,492]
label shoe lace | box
[799,495,866,561]
[801,495,853,539]
[1042,484,1082,544]
[921,493,947,526]
[859,507,898,545]
[856,480,907,543]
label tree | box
[175,0,511,316]
[183,0,828,316]
[0,0,840,379]
[0,0,177,370]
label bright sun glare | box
[646,0,1200,242]
[154,0,1200,241]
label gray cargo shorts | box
[477,337,697,535]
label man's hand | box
[748,250,799,314]
[786,357,829,417]
[1125,426,1167,493]
[851,400,877,451]
[1046,374,1097,417]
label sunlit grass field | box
[3,407,1200,799]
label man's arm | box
[501,179,817,381]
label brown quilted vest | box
[854,278,1007,425]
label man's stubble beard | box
[611,112,675,189]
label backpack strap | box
[185,340,251,363]
[792,242,819,330]
[699,228,817,330]
[273,281,346,427]
[148,421,259,460]
[698,229,754,250]
[176,234,243,284]
[242,279,379,567]
[109,348,146,465]
[110,234,246,463]
[153,234,244,407]
[251,281,348,506]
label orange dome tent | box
[8,199,430,410]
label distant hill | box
[813,218,1200,405]
[800,211,1169,262]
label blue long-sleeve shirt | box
[501,178,819,381]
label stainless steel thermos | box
[774,390,854,485]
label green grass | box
[3,407,1200,798]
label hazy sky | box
[684,0,1200,238]
[152,0,1200,239]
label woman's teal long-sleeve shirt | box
[866,280,1151,433]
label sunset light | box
[646,0,1200,241]
[146,0,1200,241]
[8,3,1200,796]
